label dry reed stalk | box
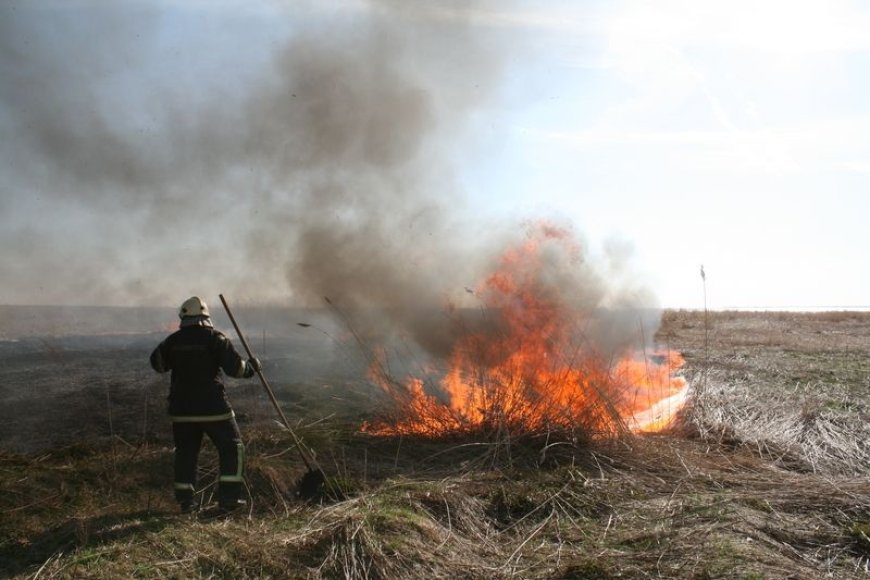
[685,370,870,475]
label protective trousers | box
[172,418,244,508]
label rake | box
[219,294,333,500]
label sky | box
[1,0,869,311]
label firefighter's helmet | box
[179,296,210,319]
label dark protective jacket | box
[150,322,250,419]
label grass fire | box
[4,1,870,577]
[363,224,687,439]
[4,308,870,578]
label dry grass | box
[661,310,870,475]
[3,310,870,578]
[4,430,870,579]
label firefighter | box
[150,296,259,514]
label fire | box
[363,224,687,437]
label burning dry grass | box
[361,224,687,440]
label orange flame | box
[363,224,687,437]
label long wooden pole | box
[219,294,317,472]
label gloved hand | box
[244,357,261,377]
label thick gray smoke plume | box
[1,4,493,296]
[0,1,659,359]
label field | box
[2,308,870,578]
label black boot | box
[217,498,247,514]
[179,499,200,514]
[175,485,197,514]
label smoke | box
[0,1,659,358]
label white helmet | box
[179,296,210,319]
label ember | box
[364,224,687,437]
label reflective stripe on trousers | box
[218,442,245,483]
[171,416,244,504]
[170,411,235,423]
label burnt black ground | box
[0,326,379,453]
